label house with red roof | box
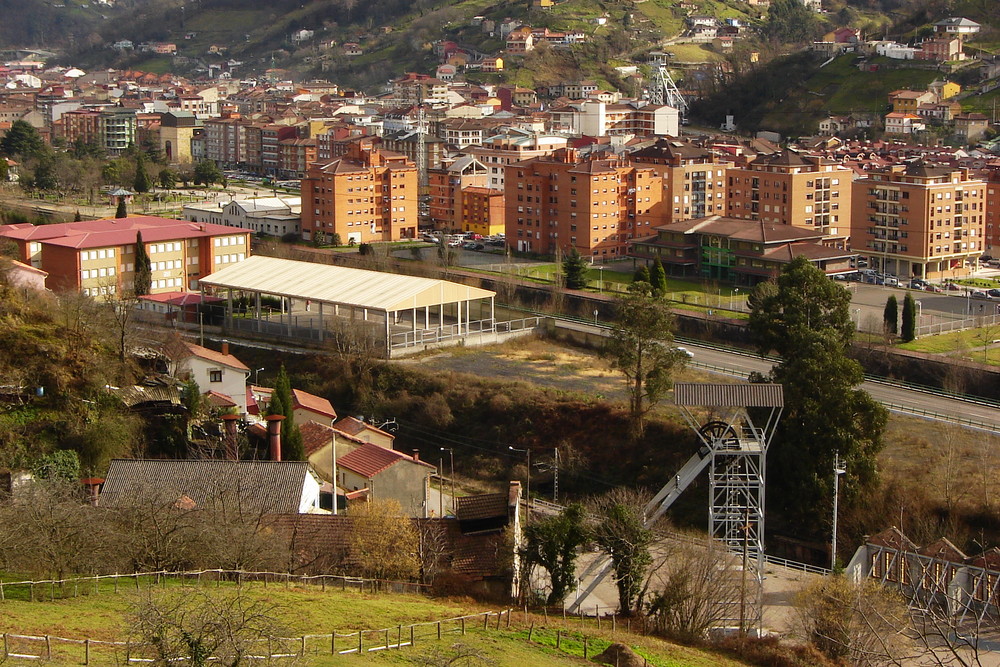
[167,340,250,416]
[337,442,436,517]
[333,416,395,449]
[248,386,337,427]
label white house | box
[169,340,251,416]
[183,197,302,237]
[885,112,925,135]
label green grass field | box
[802,55,939,115]
[0,578,749,666]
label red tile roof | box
[333,416,394,441]
[203,390,237,408]
[0,216,245,250]
[291,389,337,419]
[183,341,250,371]
[338,442,434,478]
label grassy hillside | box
[0,580,752,666]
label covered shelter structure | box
[199,255,502,357]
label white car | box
[676,346,694,358]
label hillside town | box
[4,3,1000,665]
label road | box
[553,319,1000,433]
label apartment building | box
[460,187,505,237]
[851,163,986,280]
[428,156,490,229]
[301,143,418,244]
[504,148,662,258]
[52,108,102,145]
[466,132,568,191]
[725,149,852,242]
[629,138,731,224]
[0,216,250,296]
[985,170,1000,253]
[99,108,137,155]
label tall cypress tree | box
[115,197,128,219]
[134,155,152,193]
[883,295,898,335]
[272,365,305,461]
[649,258,667,294]
[901,293,917,342]
[133,230,151,296]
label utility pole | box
[331,433,338,515]
[553,448,559,503]
[509,446,530,504]
[440,447,454,514]
[832,455,846,570]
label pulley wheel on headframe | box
[699,420,739,450]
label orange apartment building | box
[629,138,731,224]
[985,170,1000,253]
[428,155,489,230]
[504,148,663,258]
[725,149,853,243]
[460,187,505,237]
[0,216,250,297]
[301,143,418,244]
[851,163,986,280]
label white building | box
[183,197,302,237]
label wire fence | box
[1,609,515,664]
[0,568,427,603]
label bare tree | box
[413,642,496,666]
[794,575,912,665]
[128,587,289,666]
[644,534,743,641]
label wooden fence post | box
[114,575,119,594]
[50,581,55,601]
[612,615,616,633]
[300,635,306,657]
[94,576,99,595]
[583,636,588,659]
[85,639,90,665]
[461,617,465,635]
[331,631,336,655]
[358,632,363,655]
[506,609,511,629]
[437,621,441,640]
[556,630,561,649]
[527,623,534,642]
[410,626,414,647]
[562,606,566,623]
[0,582,4,600]
[45,635,51,660]
[496,612,501,630]
[483,612,489,630]
[597,607,601,630]
[30,582,34,601]
[2,633,7,659]
[397,625,401,649]
[135,574,141,591]
[543,607,548,622]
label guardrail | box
[881,401,1000,433]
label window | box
[209,370,223,383]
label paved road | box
[554,320,1000,432]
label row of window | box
[216,253,245,265]
[82,248,115,261]
[213,235,244,247]
[81,267,116,280]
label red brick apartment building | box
[0,216,250,296]
[504,148,663,258]
[301,142,418,243]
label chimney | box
[221,341,229,356]
[221,414,240,461]
[265,414,285,461]
[412,449,420,462]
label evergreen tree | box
[522,503,590,605]
[271,365,305,461]
[0,120,45,159]
[649,258,667,294]
[562,248,589,289]
[748,256,887,535]
[133,230,151,296]
[883,295,898,335]
[115,198,128,219]
[901,293,917,342]
[0,157,8,182]
[193,159,222,186]
[633,265,650,284]
[133,155,152,193]
[158,168,177,189]
[73,210,82,222]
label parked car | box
[924,285,944,293]
[946,282,963,291]
[909,279,927,289]
[988,289,1000,298]
[884,276,899,287]
[971,290,993,300]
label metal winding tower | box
[646,53,688,117]
[570,383,783,636]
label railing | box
[881,401,1000,433]
[0,569,427,603]
[0,609,514,664]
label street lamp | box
[594,309,599,325]
[598,265,605,293]
[509,446,530,503]
[853,308,861,331]
[440,447,455,514]
[832,455,846,571]
[731,287,739,311]
[254,367,264,386]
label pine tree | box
[73,210,82,222]
[633,265,650,284]
[115,198,128,219]
[901,293,917,342]
[883,295,898,335]
[649,258,667,294]
[133,230,151,296]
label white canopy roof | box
[201,255,494,313]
